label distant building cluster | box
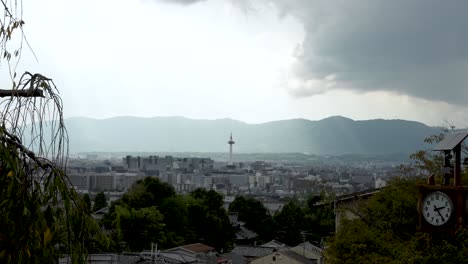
[124,155,214,173]
[67,133,399,214]
[60,240,325,264]
[67,155,215,192]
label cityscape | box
[68,133,395,206]
[1,0,468,263]
[63,133,404,263]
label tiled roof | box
[159,252,198,263]
[279,249,316,264]
[260,240,287,249]
[181,243,215,253]
[294,242,323,254]
[221,252,247,264]
[231,246,275,258]
[235,226,258,240]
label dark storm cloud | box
[271,0,468,104]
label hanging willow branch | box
[0,1,105,263]
[0,71,69,167]
[0,73,104,264]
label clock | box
[422,191,454,226]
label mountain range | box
[64,116,442,155]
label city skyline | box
[9,0,468,128]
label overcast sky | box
[13,0,468,127]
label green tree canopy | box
[274,201,305,246]
[93,192,108,212]
[325,131,468,264]
[114,206,166,252]
[83,193,92,212]
[325,176,468,263]
[188,188,234,251]
[122,177,176,209]
[103,181,234,252]
[303,193,335,242]
[229,196,274,242]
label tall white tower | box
[228,133,235,166]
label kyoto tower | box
[228,133,235,166]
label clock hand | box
[433,205,445,222]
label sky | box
[9,0,468,127]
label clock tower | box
[418,132,468,233]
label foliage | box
[83,194,92,212]
[122,177,176,209]
[103,179,234,252]
[114,206,166,252]
[229,196,275,242]
[187,188,234,251]
[159,196,193,246]
[325,177,417,263]
[325,176,468,264]
[229,194,335,245]
[303,193,335,242]
[325,131,468,264]
[104,178,336,252]
[0,1,104,262]
[93,192,108,212]
[402,128,468,184]
[274,201,305,245]
[0,78,102,262]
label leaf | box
[6,171,13,178]
[44,227,51,245]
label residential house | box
[290,242,324,264]
[250,249,316,264]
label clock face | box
[422,191,453,226]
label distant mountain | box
[64,116,442,155]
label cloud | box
[159,0,254,12]
[158,0,206,5]
[269,0,468,105]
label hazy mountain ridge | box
[65,116,441,155]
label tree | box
[122,177,176,209]
[191,188,224,211]
[0,1,102,262]
[229,196,274,242]
[325,176,468,263]
[83,193,92,212]
[103,183,234,251]
[325,132,468,263]
[93,192,108,212]
[188,188,234,251]
[103,179,176,251]
[274,201,305,246]
[159,196,193,247]
[114,206,166,252]
[303,193,335,242]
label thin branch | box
[1,129,52,169]
[0,88,44,97]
